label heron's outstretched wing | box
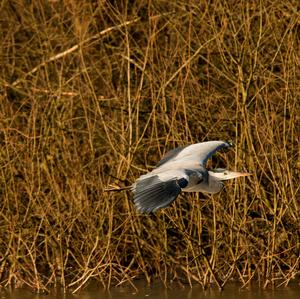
[156,146,186,167]
[132,174,188,213]
[160,140,233,167]
[196,140,233,166]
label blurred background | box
[0,0,299,292]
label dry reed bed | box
[0,0,299,293]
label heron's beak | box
[223,170,251,180]
[209,170,251,180]
[231,171,251,177]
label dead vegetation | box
[0,0,299,292]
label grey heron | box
[132,141,249,213]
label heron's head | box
[209,168,250,181]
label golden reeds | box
[0,0,299,292]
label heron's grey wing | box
[132,175,188,213]
[156,146,186,167]
[174,140,233,166]
[200,140,233,165]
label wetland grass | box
[0,0,299,292]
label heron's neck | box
[207,172,224,193]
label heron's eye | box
[224,172,228,175]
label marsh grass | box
[0,0,299,293]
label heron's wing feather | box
[172,140,233,166]
[199,141,233,165]
[156,146,186,167]
[132,174,188,213]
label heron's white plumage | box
[132,140,248,213]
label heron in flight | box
[132,141,249,213]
